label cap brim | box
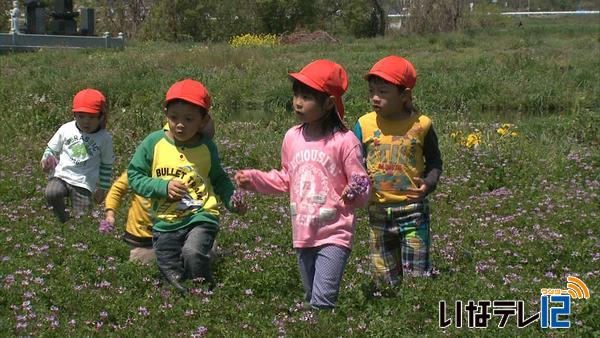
[364,70,403,87]
[72,107,101,113]
[289,72,325,93]
[166,97,209,110]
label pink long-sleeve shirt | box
[240,126,370,250]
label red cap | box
[72,89,106,114]
[165,79,211,110]
[365,55,417,89]
[289,59,348,119]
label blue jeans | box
[153,222,217,283]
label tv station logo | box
[439,276,591,329]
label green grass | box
[0,16,598,336]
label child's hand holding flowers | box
[230,190,248,215]
[341,174,370,202]
[99,219,114,234]
[41,155,59,172]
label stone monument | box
[9,1,20,34]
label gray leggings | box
[44,177,92,222]
[296,244,351,309]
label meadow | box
[0,16,598,336]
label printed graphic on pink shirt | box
[290,150,339,228]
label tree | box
[371,0,386,36]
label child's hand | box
[41,155,58,172]
[234,171,252,190]
[94,189,106,204]
[167,180,187,201]
[341,174,369,203]
[104,209,115,225]
[406,177,427,202]
[341,186,356,203]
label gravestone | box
[79,8,94,36]
[25,0,46,34]
[2,0,124,50]
[50,0,78,35]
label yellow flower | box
[464,132,481,149]
[229,33,279,48]
[497,123,518,137]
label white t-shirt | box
[45,121,114,192]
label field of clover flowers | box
[0,16,598,336]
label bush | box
[0,1,9,33]
[77,0,151,38]
[465,3,511,30]
[256,0,318,34]
[136,0,389,42]
[342,0,385,38]
[405,0,466,34]
[137,0,215,42]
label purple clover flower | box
[137,306,149,317]
[193,326,208,337]
[345,174,369,200]
[98,220,114,234]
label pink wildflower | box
[99,220,114,234]
[344,174,369,200]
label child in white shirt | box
[41,88,114,222]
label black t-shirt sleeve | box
[422,126,443,194]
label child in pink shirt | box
[235,59,370,309]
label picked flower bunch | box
[231,190,248,214]
[41,155,59,171]
[98,219,114,234]
[343,174,370,200]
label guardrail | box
[387,10,599,18]
[0,32,124,51]
[500,10,599,16]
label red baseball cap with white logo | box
[365,55,417,89]
[165,79,211,110]
[289,59,348,119]
[72,88,106,114]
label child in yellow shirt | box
[354,56,443,285]
[104,171,155,264]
